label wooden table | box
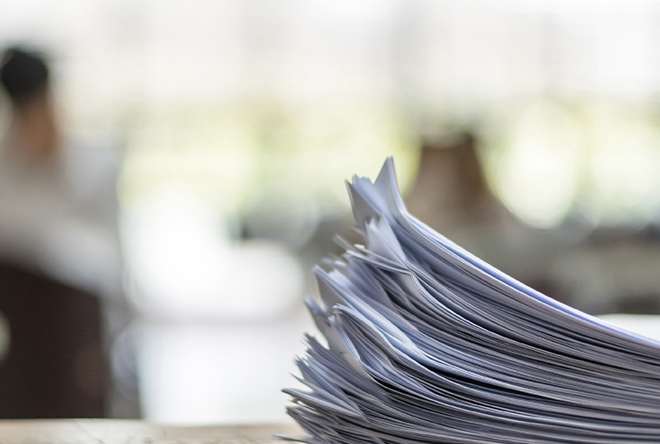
[0,420,302,444]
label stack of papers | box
[283,159,660,443]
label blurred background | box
[2,0,660,424]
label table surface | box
[0,420,302,444]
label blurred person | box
[0,47,120,286]
[0,46,133,418]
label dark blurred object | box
[0,47,50,105]
[405,131,500,228]
[616,294,660,315]
[0,262,108,418]
[404,130,574,307]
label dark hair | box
[0,47,50,105]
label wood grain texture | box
[0,420,302,444]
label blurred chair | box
[0,262,108,418]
